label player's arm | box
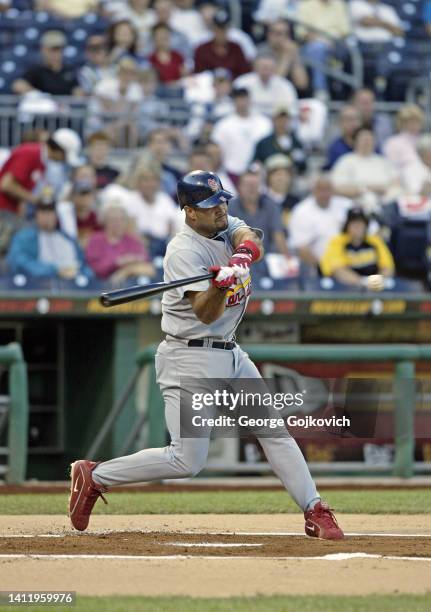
[187,285,229,325]
[232,227,264,261]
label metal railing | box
[0,342,29,484]
[87,343,431,479]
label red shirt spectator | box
[150,49,184,83]
[194,10,250,79]
[149,22,185,84]
[0,143,45,213]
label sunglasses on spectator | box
[269,29,286,36]
[48,46,64,51]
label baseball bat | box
[100,271,215,307]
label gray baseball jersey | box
[161,215,252,340]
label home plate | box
[165,542,263,548]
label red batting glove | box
[209,265,236,290]
[228,240,260,271]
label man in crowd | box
[57,179,101,248]
[211,88,271,182]
[297,0,352,99]
[228,167,290,261]
[234,53,298,117]
[350,0,404,45]
[325,104,362,169]
[12,30,81,96]
[257,19,309,93]
[253,106,307,174]
[352,88,393,148]
[289,174,352,268]
[78,34,113,96]
[0,129,81,217]
[86,132,120,190]
[7,197,93,281]
[194,9,250,79]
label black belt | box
[188,339,236,350]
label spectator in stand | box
[332,126,399,213]
[112,161,183,256]
[78,35,113,96]
[194,9,250,79]
[86,204,154,283]
[350,0,404,44]
[7,199,93,281]
[424,1,431,36]
[198,2,257,63]
[401,134,431,196]
[90,57,143,147]
[257,19,309,93]
[352,88,393,148]
[254,0,298,25]
[188,147,211,172]
[264,154,299,211]
[12,31,81,96]
[0,129,81,217]
[234,53,298,117]
[106,0,156,44]
[325,104,362,170]
[149,23,187,84]
[383,105,425,175]
[320,207,394,289]
[145,0,191,59]
[107,19,141,65]
[85,132,119,191]
[211,88,272,182]
[297,0,352,100]
[289,174,352,267]
[228,167,290,259]
[57,180,101,248]
[205,141,237,195]
[140,128,182,198]
[35,0,100,18]
[253,105,306,174]
[170,0,208,47]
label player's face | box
[187,203,228,236]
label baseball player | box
[69,170,344,540]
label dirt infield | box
[1,515,431,597]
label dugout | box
[1,290,431,480]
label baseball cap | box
[51,128,82,166]
[265,154,292,172]
[41,30,67,49]
[213,9,230,27]
[343,207,369,229]
[272,105,291,118]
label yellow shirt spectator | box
[321,232,394,277]
[297,0,352,40]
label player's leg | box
[92,341,213,487]
[234,346,344,539]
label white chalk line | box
[0,553,430,562]
[1,531,430,538]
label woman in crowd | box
[383,104,425,174]
[85,204,154,284]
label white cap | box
[51,128,82,166]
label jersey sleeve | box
[226,215,264,246]
[371,236,395,272]
[320,235,348,276]
[164,248,210,297]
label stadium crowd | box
[0,0,431,292]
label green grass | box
[0,489,430,515]
[3,595,431,612]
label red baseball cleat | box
[69,460,107,531]
[304,501,344,540]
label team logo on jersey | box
[208,178,219,192]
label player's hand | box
[364,274,385,291]
[209,266,237,290]
[228,240,260,272]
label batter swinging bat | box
[100,272,215,307]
